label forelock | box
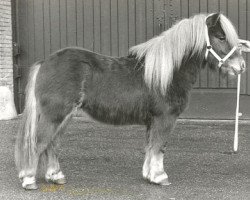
[219,14,239,47]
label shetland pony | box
[15,13,250,190]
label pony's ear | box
[206,13,221,27]
[239,39,250,52]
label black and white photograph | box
[0,0,250,199]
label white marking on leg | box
[149,153,164,175]
[45,170,65,181]
[22,176,36,188]
[45,167,66,184]
[146,152,170,185]
[46,167,58,177]
[19,169,37,180]
[19,170,25,179]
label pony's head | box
[129,13,250,94]
[205,13,248,76]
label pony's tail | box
[15,61,42,176]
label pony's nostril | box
[241,61,246,71]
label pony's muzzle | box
[227,58,246,75]
[240,60,246,73]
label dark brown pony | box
[15,13,250,190]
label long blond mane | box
[129,13,239,94]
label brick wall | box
[0,0,13,92]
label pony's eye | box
[219,37,226,41]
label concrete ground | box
[181,91,250,120]
[0,117,249,200]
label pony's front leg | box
[143,115,176,185]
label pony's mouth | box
[228,67,244,76]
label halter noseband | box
[205,25,237,68]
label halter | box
[205,25,237,68]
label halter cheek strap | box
[205,26,237,68]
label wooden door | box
[13,0,250,113]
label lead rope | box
[234,74,241,152]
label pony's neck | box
[163,54,204,117]
[171,51,205,92]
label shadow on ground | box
[0,118,249,200]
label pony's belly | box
[82,103,150,125]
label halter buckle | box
[218,60,224,68]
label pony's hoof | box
[158,178,171,186]
[22,176,38,190]
[149,178,171,186]
[45,171,66,185]
[46,177,67,185]
[24,183,39,190]
[150,173,171,186]
[55,177,66,185]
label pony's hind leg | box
[17,153,39,190]
[37,109,73,187]
[143,115,176,185]
[17,114,57,189]
[17,110,72,190]
[44,142,66,185]
[16,115,52,190]
[16,58,83,190]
